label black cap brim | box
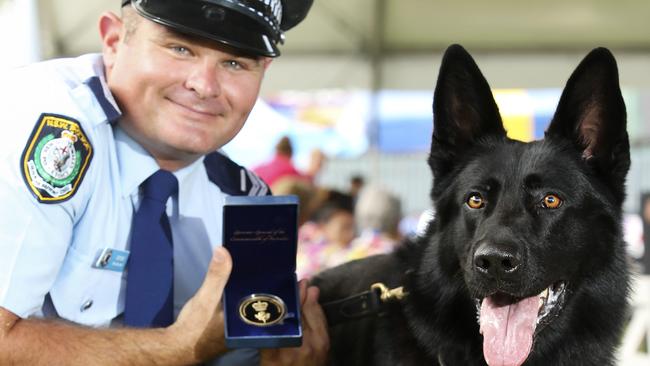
[132,0,280,57]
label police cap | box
[121,0,313,57]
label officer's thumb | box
[195,246,233,305]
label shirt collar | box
[81,54,122,125]
[85,76,121,124]
[114,125,206,215]
[174,155,207,215]
[114,125,159,198]
[91,54,121,118]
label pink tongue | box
[479,294,539,366]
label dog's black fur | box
[312,45,630,366]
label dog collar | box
[320,282,407,326]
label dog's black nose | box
[473,242,521,279]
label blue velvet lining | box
[222,200,301,347]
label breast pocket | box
[49,245,124,327]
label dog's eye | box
[467,193,485,209]
[542,194,563,209]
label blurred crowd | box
[252,135,650,278]
[252,136,413,280]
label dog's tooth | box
[539,288,549,300]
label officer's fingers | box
[259,286,330,366]
[194,246,232,306]
[298,279,308,306]
[259,348,282,365]
[301,286,330,359]
[305,287,329,337]
[169,248,232,362]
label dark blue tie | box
[124,170,178,327]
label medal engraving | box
[238,294,286,326]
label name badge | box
[92,248,130,272]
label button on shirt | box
[0,54,269,328]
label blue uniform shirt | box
[0,54,269,333]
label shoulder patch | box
[20,113,93,203]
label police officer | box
[0,0,328,365]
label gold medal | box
[238,294,287,326]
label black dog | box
[312,45,630,366]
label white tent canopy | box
[29,0,650,92]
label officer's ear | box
[99,11,124,71]
[263,58,273,70]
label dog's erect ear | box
[546,48,629,203]
[429,44,506,180]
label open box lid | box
[223,195,299,276]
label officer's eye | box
[223,60,244,70]
[466,193,485,209]
[170,45,192,56]
[541,194,563,209]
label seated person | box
[296,189,355,279]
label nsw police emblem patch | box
[21,113,93,203]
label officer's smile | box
[165,96,222,120]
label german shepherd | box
[312,44,630,366]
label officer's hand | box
[259,279,330,366]
[170,246,232,363]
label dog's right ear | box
[545,48,629,204]
[429,44,506,180]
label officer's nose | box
[185,61,222,99]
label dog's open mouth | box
[475,281,567,366]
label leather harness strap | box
[321,283,449,364]
[321,283,407,326]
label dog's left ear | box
[429,45,507,181]
[546,48,630,203]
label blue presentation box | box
[222,195,302,349]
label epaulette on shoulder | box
[204,151,270,196]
